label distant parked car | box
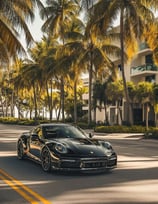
[17,123,117,173]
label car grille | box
[81,159,107,168]
[60,160,80,168]
[60,157,108,170]
[107,157,117,167]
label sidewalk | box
[93,132,158,145]
[93,132,144,139]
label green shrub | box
[94,125,146,133]
[0,117,19,124]
[144,129,158,139]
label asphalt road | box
[0,124,158,204]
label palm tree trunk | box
[88,52,93,125]
[104,103,109,125]
[118,100,123,124]
[46,80,53,121]
[50,80,53,120]
[61,77,65,122]
[46,81,51,119]
[146,103,149,130]
[120,8,133,125]
[32,83,38,123]
[74,79,77,124]
[11,90,14,117]
[155,112,158,127]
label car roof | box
[39,123,72,127]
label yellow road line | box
[0,169,51,204]
[0,175,38,204]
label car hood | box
[47,138,110,157]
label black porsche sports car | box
[17,123,117,173]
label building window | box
[145,75,155,83]
[145,54,153,64]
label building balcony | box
[131,64,158,77]
[138,42,151,56]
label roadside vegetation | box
[1,0,158,140]
[0,116,158,140]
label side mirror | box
[89,133,93,138]
[31,134,39,141]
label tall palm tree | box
[14,59,42,122]
[0,0,44,61]
[89,0,158,125]
[40,0,80,122]
[79,0,97,125]
[78,26,121,125]
[57,17,85,123]
[78,0,122,126]
[28,36,60,121]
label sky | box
[29,11,44,42]
[20,8,44,51]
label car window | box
[43,126,60,139]
[66,126,87,139]
[31,127,43,139]
[42,125,87,139]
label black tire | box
[41,147,51,172]
[17,141,25,160]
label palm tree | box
[79,0,98,126]
[58,17,85,123]
[28,36,60,121]
[136,81,153,130]
[77,0,123,126]
[14,59,42,122]
[0,0,44,61]
[40,0,80,122]
[78,26,121,125]
[106,79,124,125]
[92,80,104,123]
[89,0,158,125]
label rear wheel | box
[17,141,25,160]
[41,147,51,172]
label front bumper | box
[51,155,117,172]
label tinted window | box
[43,125,87,139]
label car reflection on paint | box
[17,123,117,173]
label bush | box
[0,117,19,124]
[144,129,158,139]
[94,125,146,133]
[0,117,37,126]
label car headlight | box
[102,142,113,150]
[101,142,113,156]
[54,143,68,154]
[104,149,113,157]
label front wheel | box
[41,147,51,172]
[17,141,25,160]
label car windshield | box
[43,125,87,139]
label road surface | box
[0,124,158,204]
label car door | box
[29,126,44,161]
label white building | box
[82,42,158,125]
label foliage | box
[0,117,19,124]
[144,129,158,139]
[0,117,37,125]
[0,0,44,62]
[94,125,146,133]
[0,116,158,140]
